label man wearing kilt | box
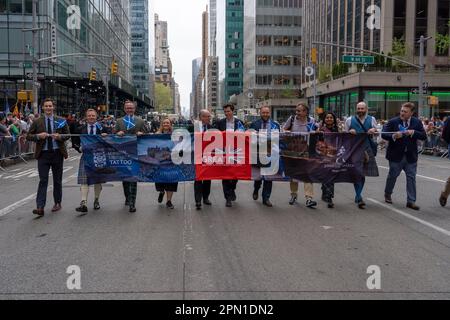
[74,109,110,213]
[114,100,148,213]
[345,102,380,209]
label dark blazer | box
[215,117,244,131]
[382,116,427,163]
[114,115,148,134]
[72,123,111,153]
[442,118,450,144]
[26,115,70,159]
[249,119,281,132]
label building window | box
[257,55,271,65]
[273,56,291,66]
[415,0,428,55]
[257,35,271,46]
[436,0,450,56]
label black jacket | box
[382,116,427,163]
[442,118,450,144]
[215,118,244,131]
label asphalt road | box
[0,150,449,300]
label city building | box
[241,0,303,121]
[217,0,244,107]
[206,56,219,113]
[154,14,172,87]
[130,0,154,104]
[0,0,153,116]
[202,7,209,109]
[302,0,450,119]
[190,57,202,116]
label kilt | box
[155,182,178,193]
[77,155,105,185]
[364,148,379,177]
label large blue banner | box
[81,134,195,184]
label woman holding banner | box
[155,118,178,209]
[318,112,340,209]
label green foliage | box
[331,63,349,78]
[318,64,332,83]
[154,82,173,113]
[392,37,407,57]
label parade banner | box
[194,131,252,181]
[137,134,195,183]
[81,132,369,184]
[81,135,139,184]
[281,133,366,184]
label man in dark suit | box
[74,108,111,213]
[194,109,213,210]
[439,117,450,207]
[382,102,427,210]
[215,104,245,207]
[26,98,70,216]
[250,106,280,207]
[114,100,149,212]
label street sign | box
[342,55,375,64]
[19,62,33,68]
[26,72,33,79]
[411,88,429,95]
[305,66,314,77]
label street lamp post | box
[418,36,432,118]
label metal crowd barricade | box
[0,134,34,171]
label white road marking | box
[0,174,77,217]
[3,169,35,179]
[368,198,450,237]
[378,166,446,184]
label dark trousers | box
[123,181,138,205]
[194,180,211,203]
[321,183,335,202]
[254,180,273,201]
[222,180,238,201]
[384,155,417,204]
[36,150,64,208]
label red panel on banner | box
[194,131,252,181]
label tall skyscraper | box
[302,0,450,119]
[243,0,303,104]
[130,0,153,102]
[0,0,153,115]
[154,14,172,86]
[217,0,244,107]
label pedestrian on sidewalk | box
[382,102,427,211]
[155,118,178,210]
[74,109,110,213]
[26,98,70,216]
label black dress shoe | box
[33,208,44,216]
[226,200,232,207]
[93,199,100,210]
[51,203,62,212]
[76,201,88,213]
[166,201,174,209]
[253,191,259,201]
[196,202,202,210]
[263,200,273,207]
[129,205,136,213]
[439,194,447,207]
[407,202,420,211]
[158,192,165,203]
[385,194,393,204]
[327,202,335,209]
[231,194,237,202]
[203,199,212,206]
[357,200,366,209]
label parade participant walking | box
[194,109,213,210]
[439,116,450,207]
[26,98,70,216]
[345,102,379,209]
[283,103,318,209]
[215,104,245,208]
[155,118,178,209]
[74,109,110,213]
[318,112,340,208]
[250,106,280,207]
[115,100,148,213]
[382,102,427,210]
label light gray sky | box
[152,0,207,116]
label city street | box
[0,151,449,300]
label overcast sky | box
[152,0,207,116]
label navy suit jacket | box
[215,117,244,131]
[382,116,427,163]
[442,118,450,144]
[249,119,281,131]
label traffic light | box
[311,48,318,64]
[89,69,97,81]
[111,60,118,75]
